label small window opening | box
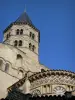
[32,34,35,39]
[32,45,35,51]
[20,29,23,35]
[17,54,22,59]
[0,60,3,69]
[14,40,18,46]
[6,34,9,39]
[19,40,22,46]
[30,32,32,37]
[9,32,10,37]
[5,63,9,72]
[16,29,19,35]
[29,43,32,49]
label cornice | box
[29,70,75,82]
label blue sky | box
[0,0,75,72]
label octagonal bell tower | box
[3,12,40,62]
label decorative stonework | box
[53,86,66,95]
[30,70,75,89]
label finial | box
[24,4,26,12]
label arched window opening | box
[9,32,10,37]
[32,34,35,40]
[16,29,19,35]
[30,32,32,37]
[19,40,22,46]
[0,60,3,69]
[29,43,32,49]
[32,45,35,51]
[17,54,22,59]
[6,34,9,39]
[20,29,23,35]
[5,63,9,72]
[14,40,18,46]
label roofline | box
[3,22,40,33]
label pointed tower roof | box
[3,12,40,33]
[15,12,33,25]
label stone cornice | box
[7,70,75,92]
[29,70,75,82]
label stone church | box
[0,12,75,99]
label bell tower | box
[3,12,40,62]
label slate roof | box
[3,12,40,33]
[15,12,33,24]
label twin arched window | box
[29,32,35,40]
[16,29,23,35]
[29,43,35,52]
[14,40,22,47]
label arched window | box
[17,54,22,59]
[19,40,22,46]
[16,29,19,35]
[14,40,18,46]
[5,63,9,72]
[9,32,10,37]
[20,29,23,35]
[32,34,35,39]
[29,32,32,37]
[32,45,35,51]
[6,34,9,39]
[0,60,3,69]
[29,43,32,49]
